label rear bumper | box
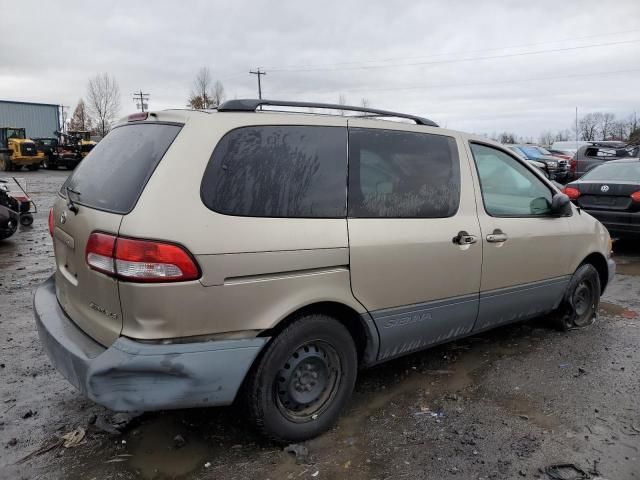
[586,209,640,238]
[33,275,268,412]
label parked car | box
[547,149,573,161]
[563,159,640,238]
[35,99,614,442]
[506,144,570,182]
[551,141,591,156]
[573,143,636,178]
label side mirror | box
[551,193,572,216]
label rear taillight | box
[85,232,199,283]
[86,232,117,275]
[569,159,577,173]
[563,186,581,200]
[48,209,54,237]
[631,191,640,203]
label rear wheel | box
[552,263,601,330]
[0,156,11,171]
[245,314,357,443]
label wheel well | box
[258,302,375,367]
[580,252,609,293]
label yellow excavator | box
[0,127,44,171]
[67,130,97,158]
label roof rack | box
[217,99,438,127]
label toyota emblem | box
[60,211,67,224]
[600,185,610,192]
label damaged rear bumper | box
[33,275,268,412]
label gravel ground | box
[1,170,639,480]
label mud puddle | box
[125,416,213,479]
[615,261,640,276]
[599,301,638,319]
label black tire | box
[20,214,33,227]
[27,163,40,171]
[245,314,358,443]
[1,157,11,171]
[552,263,601,331]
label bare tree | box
[86,73,121,137]
[69,99,93,132]
[498,132,516,144]
[211,80,225,107]
[337,94,347,116]
[578,113,599,141]
[555,129,571,142]
[600,112,615,140]
[538,131,555,147]
[187,67,225,109]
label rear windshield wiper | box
[66,187,80,214]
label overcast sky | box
[2,0,639,138]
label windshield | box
[69,131,91,141]
[517,146,543,159]
[534,146,552,155]
[6,128,26,139]
[581,162,640,182]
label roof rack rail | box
[217,99,438,127]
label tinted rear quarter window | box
[348,128,460,218]
[62,123,181,214]
[201,126,347,218]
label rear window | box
[62,123,181,214]
[200,126,347,218]
[581,162,640,182]
[348,128,460,218]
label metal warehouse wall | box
[0,100,60,138]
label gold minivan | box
[34,100,615,442]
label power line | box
[267,38,640,73]
[132,90,150,112]
[270,67,640,96]
[249,69,267,98]
[263,28,640,71]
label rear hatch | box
[52,121,182,346]
[574,182,639,211]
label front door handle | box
[452,230,478,245]
[486,229,508,243]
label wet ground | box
[1,170,639,480]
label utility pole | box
[132,90,150,112]
[249,69,266,99]
[59,105,69,133]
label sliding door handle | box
[452,231,478,245]
[486,229,508,243]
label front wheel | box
[552,263,601,330]
[245,314,358,443]
[0,156,12,171]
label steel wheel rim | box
[573,281,593,318]
[274,341,342,422]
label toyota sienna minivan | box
[35,99,615,442]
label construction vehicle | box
[0,128,45,171]
[37,132,83,170]
[67,130,97,158]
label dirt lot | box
[1,170,639,480]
